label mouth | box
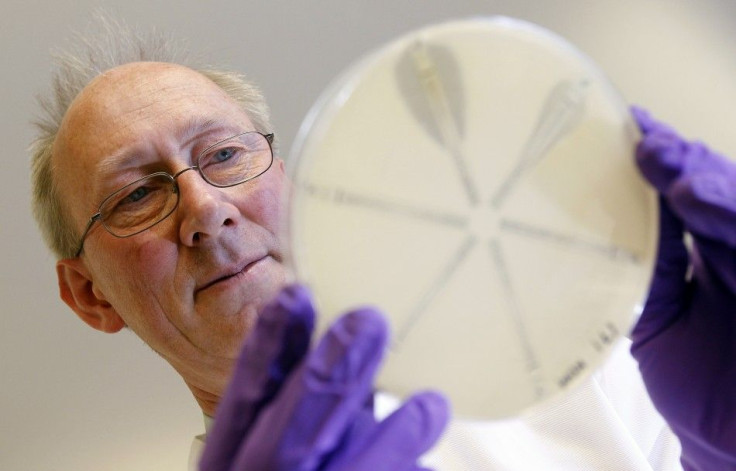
[197,255,269,293]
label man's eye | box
[119,186,152,205]
[212,147,240,163]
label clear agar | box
[287,17,656,419]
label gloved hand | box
[199,284,449,471]
[630,107,736,471]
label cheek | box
[240,172,288,233]
[95,237,181,315]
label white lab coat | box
[189,339,683,470]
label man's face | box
[53,62,289,402]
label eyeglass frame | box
[73,131,275,258]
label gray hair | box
[30,14,273,260]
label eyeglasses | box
[74,131,275,257]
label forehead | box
[53,62,254,220]
[57,62,251,155]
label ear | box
[56,258,126,333]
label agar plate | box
[287,17,657,419]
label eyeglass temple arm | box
[74,213,102,258]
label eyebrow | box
[177,117,241,145]
[94,117,242,180]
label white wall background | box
[2,1,736,470]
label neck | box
[170,355,235,417]
[188,382,223,416]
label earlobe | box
[56,259,126,333]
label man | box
[31,19,735,471]
[31,22,447,470]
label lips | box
[197,255,268,293]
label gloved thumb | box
[631,198,690,349]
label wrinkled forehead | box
[56,62,247,155]
[52,62,253,223]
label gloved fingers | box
[231,307,389,471]
[631,107,735,196]
[634,128,687,194]
[631,106,679,138]
[669,173,736,248]
[666,173,736,292]
[326,391,450,471]
[631,107,683,194]
[631,198,690,349]
[340,394,378,444]
[199,284,315,471]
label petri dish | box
[287,16,657,419]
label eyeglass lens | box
[99,132,272,237]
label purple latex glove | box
[631,107,736,471]
[199,284,449,471]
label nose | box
[174,169,240,247]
